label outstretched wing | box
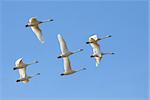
[63,57,72,73]
[15,58,23,67]
[31,26,44,43]
[57,34,69,54]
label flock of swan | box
[13,17,114,84]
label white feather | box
[57,34,69,54]
[63,57,72,73]
[31,26,44,43]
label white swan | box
[57,34,86,76]
[26,17,53,43]
[14,58,40,83]
[87,34,114,67]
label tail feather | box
[96,58,100,67]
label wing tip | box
[57,34,61,37]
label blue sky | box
[0,0,148,100]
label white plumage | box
[15,58,29,83]
[31,26,44,43]
[63,57,73,74]
[87,34,114,67]
[57,34,69,55]
[26,17,53,43]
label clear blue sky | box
[0,0,148,100]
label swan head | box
[79,49,84,51]
[82,68,86,70]
[16,79,21,82]
[106,35,112,38]
[50,19,54,21]
[60,73,65,76]
[13,67,18,70]
[57,56,62,59]
[111,52,115,55]
[34,61,39,63]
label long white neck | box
[76,68,86,72]
[29,73,40,79]
[102,52,114,55]
[73,49,84,54]
[99,35,111,40]
[27,61,38,66]
[42,19,53,23]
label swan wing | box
[63,57,72,73]
[15,58,23,67]
[57,34,69,54]
[31,26,44,43]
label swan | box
[57,34,83,58]
[87,34,114,66]
[14,58,40,83]
[57,34,86,75]
[26,17,53,43]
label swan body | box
[87,34,114,67]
